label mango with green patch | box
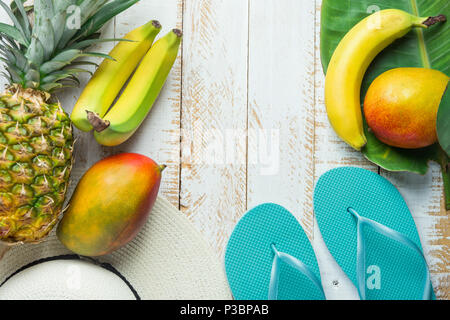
[364,68,448,149]
[57,153,165,256]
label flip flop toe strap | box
[348,208,432,300]
[268,244,325,300]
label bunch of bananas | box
[71,21,182,146]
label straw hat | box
[0,197,232,300]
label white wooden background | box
[1,0,448,299]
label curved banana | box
[325,9,446,150]
[90,29,182,147]
[71,20,162,132]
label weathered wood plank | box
[247,0,316,237]
[312,0,375,300]
[381,166,449,298]
[180,0,249,255]
[103,0,184,207]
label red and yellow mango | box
[57,153,165,256]
[364,68,449,149]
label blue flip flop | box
[314,167,434,300]
[225,203,325,300]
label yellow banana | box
[90,29,182,147]
[325,9,446,150]
[71,20,162,132]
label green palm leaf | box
[72,0,139,41]
[68,38,133,50]
[0,0,28,43]
[437,87,449,156]
[11,0,30,39]
[0,22,27,46]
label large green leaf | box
[437,86,449,156]
[321,0,449,175]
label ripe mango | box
[364,68,449,149]
[57,153,165,256]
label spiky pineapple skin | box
[0,86,72,244]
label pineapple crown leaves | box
[0,0,139,93]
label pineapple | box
[0,0,137,244]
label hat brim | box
[0,197,232,300]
